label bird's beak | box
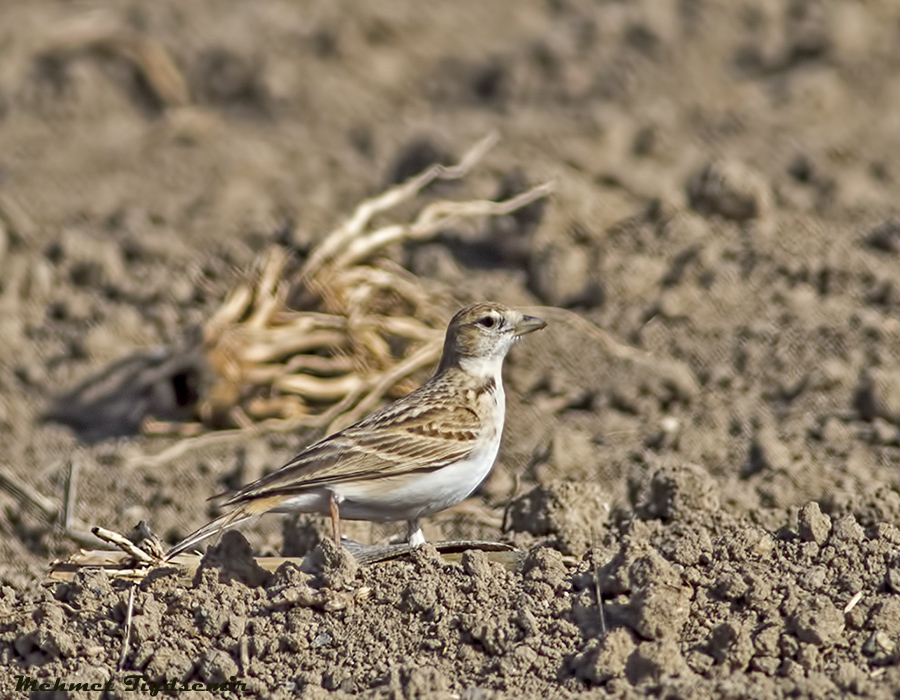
[514,315,547,336]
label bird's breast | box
[472,380,505,443]
[333,433,502,521]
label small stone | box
[522,547,568,589]
[886,568,900,593]
[686,160,771,222]
[627,551,692,641]
[798,502,832,544]
[509,481,610,555]
[751,656,779,675]
[799,566,827,591]
[461,549,492,579]
[862,631,896,665]
[199,530,271,588]
[877,523,900,544]
[870,597,900,632]
[716,573,748,601]
[797,643,819,669]
[227,615,247,639]
[753,625,780,657]
[145,648,193,683]
[832,514,864,542]
[625,639,687,684]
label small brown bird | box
[165,302,546,560]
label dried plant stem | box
[328,182,553,272]
[118,585,137,670]
[0,472,58,520]
[46,541,521,583]
[41,15,189,109]
[328,341,442,432]
[63,459,79,533]
[0,470,97,548]
[300,131,500,282]
[91,526,156,565]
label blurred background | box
[2,0,900,589]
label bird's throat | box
[457,352,505,381]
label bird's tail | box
[163,497,281,561]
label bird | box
[164,302,546,560]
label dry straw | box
[150,133,552,440]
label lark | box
[164,302,546,559]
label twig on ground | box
[592,531,607,639]
[46,540,523,583]
[40,14,189,109]
[63,459,79,533]
[91,526,156,565]
[844,590,863,615]
[298,131,500,282]
[0,470,98,548]
[118,585,136,670]
[0,472,58,520]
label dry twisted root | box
[169,134,553,435]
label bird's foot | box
[407,520,425,547]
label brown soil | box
[3,1,900,698]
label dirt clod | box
[302,538,360,590]
[641,463,720,521]
[509,481,610,555]
[198,531,271,588]
[790,595,844,647]
[798,502,832,544]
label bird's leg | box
[407,519,425,547]
[329,494,342,547]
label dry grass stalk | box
[118,585,136,670]
[160,133,553,437]
[46,541,522,584]
[39,13,190,109]
[0,467,97,549]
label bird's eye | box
[478,316,496,328]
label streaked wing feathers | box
[225,401,481,504]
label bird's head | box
[438,302,546,376]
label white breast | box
[334,382,505,521]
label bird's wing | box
[224,399,482,505]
